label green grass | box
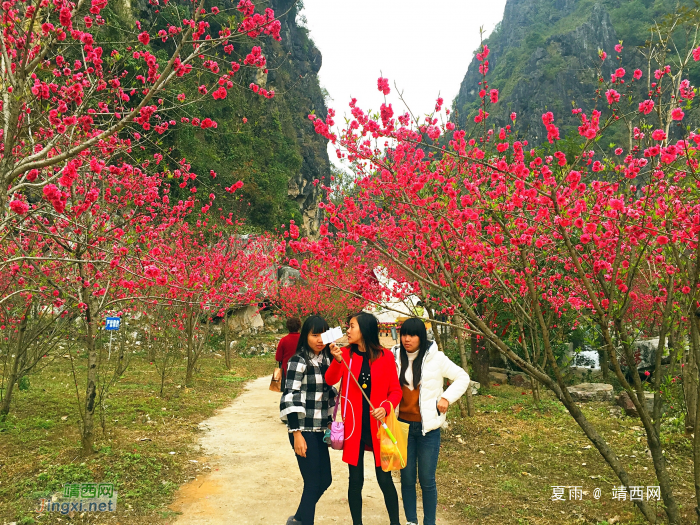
[0,349,274,524]
[439,383,694,524]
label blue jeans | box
[399,419,441,525]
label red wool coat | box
[326,346,402,467]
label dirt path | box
[170,376,456,525]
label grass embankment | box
[439,385,694,524]
[0,351,275,525]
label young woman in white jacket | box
[391,318,470,525]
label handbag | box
[330,356,352,450]
[269,362,283,392]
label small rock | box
[616,391,638,417]
[488,371,508,385]
[509,373,532,388]
[278,265,302,288]
[616,392,665,418]
[608,406,622,418]
[567,383,613,402]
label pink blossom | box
[651,129,666,141]
[426,126,440,140]
[377,77,390,95]
[609,199,624,211]
[671,108,685,120]
[9,200,29,215]
[605,89,620,104]
[639,100,654,114]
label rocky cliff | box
[130,0,330,234]
[452,0,694,146]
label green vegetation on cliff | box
[108,0,330,234]
[453,0,700,146]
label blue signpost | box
[105,317,121,359]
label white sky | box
[299,0,508,164]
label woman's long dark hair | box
[295,315,331,362]
[399,317,430,387]
[349,311,383,362]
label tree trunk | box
[147,328,156,363]
[598,346,609,383]
[224,312,231,370]
[0,304,30,420]
[185,310,195,387]
[687,315,699,433]
[454,315,473,417]
[470,333,490,387]
[81,302,98,456]
[691,313,700,521]
[694,376,700,523]
[0,369,18,420]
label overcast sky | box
[298,0,508,163]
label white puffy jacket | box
[391,342,470,435]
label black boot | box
[286,516,302,525]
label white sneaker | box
[407,522,418,525]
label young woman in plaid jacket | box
[279,316,337,525]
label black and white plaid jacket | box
[280,349,336,432]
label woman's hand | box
[437,397,450,414]
[329,343,342,363]
[371,407,387,420]
[293,431,307,457]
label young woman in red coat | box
[327,312,402,525]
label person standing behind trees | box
[391,317,470,525]
[280,316,336,525]
[276,317,301,390]
[327,312,403,525]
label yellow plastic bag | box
[377,404,409,472]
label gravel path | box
[170,376,456,524]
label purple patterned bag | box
[330,357,352,450]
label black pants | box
[348,444,400,525]
[288,431,332,525]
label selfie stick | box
[337,352,400,448]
